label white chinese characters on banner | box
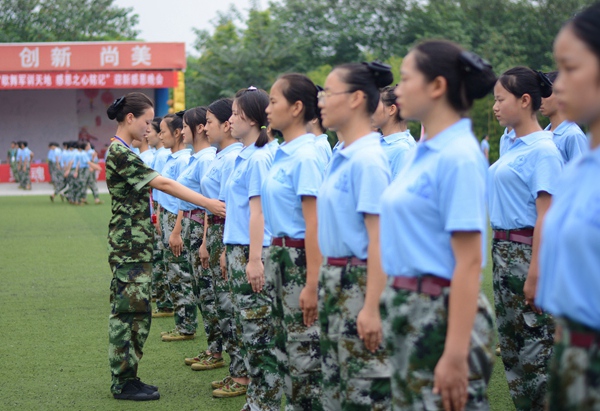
[50,47,72,68]
[131,45,151,66]
[20,47,40,68]
[30,166,45,183]
[100,46,119,67]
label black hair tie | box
[536,70,553,87]
[459,51,492,73]
[315,85,324,92]
[175,110,186,118]
[111,96,125,110]
[362,61,392,76]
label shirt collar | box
[316,133,328,141]
[339,132,381,158]
[217,142,243,158]
[279,133,315,156]
[238,142,259,159]
[518,130,553,146]
[550,120,571,136]
[169,148,191,160]
[192,146,217,159]
[421,118,472,152]
[382,130,410,144]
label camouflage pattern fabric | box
[108,262,152,394]
[48,161,58,186]
[18,163,30,188]
[547,317,600,411]
[381,280,495,410]
[75,168,88,203]
[161,211,198,335]
[205,221,247,378]
[185,213,223,353]
[105,142,158,266]
[227,245,283,411]
[53,168,66,196]
[492,240,555,411]
[152,209,172,311]
[85,167,100,199]
[318,261,392,411]
[64,172,75,201]
[265,244,322,411]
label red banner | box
[0,71,178,90]
[0,42,186,72]
[0,163,106,183]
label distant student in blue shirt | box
[307,89,332,169]
[316,61,393,410]
[372,85,416,178]
[187,98,246,395]
[537,6,600,409]
[262,73,324,409]
[380,41,497,411]
[82,142,102,204]
[221,87,280,409]
[540,71,588,164]
[480,134,490,161]
[154,113,196,341]
[489,67,562,411]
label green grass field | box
[0,194,515,410]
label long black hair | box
[234,87,270,148]
[106,92,153,122]
[334,61,394,114]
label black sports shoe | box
[113,380,160,401]
[132,378,158,392]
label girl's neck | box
[381,121,407,137]
[241,129,260,147]
[513,114,543,138]
[114,127,133,146]
[590,118,600,149]
[170,141,185,153]
[282,122,307,143]
[193,136,210,153]
[420,105,462,141]
[219,134,238,151]
[548,112,566,132]
[338,114,373,147]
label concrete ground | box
[0,181,108,197]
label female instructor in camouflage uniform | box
[105,92,225,401]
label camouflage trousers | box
[185,212,223,353]
[319,260,392,411]
[18,164,30,188]
[152,205,172,310]
[162,211,198,334]
[227,245,283,411]
[108,262,152,394]
[492,240,555,411]
[547,317,600,411]
[85,168,100,199]
[53,169,66,196]
[204,220,246,378]
[76,168,89,202]
[381,278,495,410]
[265,243,322,411]
[10,162,19,183]
[64,171,75,201]
[48,161,58,186]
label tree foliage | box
[0,0,139,42]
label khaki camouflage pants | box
[547,317,600,411]
[265,244,322,411]
[152,205,172,311]
[185,213,223,353]
[382,279,495,410]
[108,262,152,394]
[162,211,197,334]
[227,245,283,411]
[205,221,246,378]
[492,240,555,411]
[319,261,392,411]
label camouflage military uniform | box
[151,209,172,311]
[48,159,58,186]
[85,167,100,200]
[185,211,222,352]
[381,279,495,410]
[204,219,246,377]
[19,162,30,189]
[492,240,555,411]
[8,148,18,183]
[265,243,322,411]
[547,317,600,411]
[76,167,89,203]
[161,211,198,335]
[227,244,283,410]
[319,261,392,411]
[105,142,159,394]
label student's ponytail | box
[234,87,270,148]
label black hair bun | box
[107,96,125,120]
[459,51,497,100]
[536,71,553,98]
[363,61,394,88]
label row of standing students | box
[104,3,600,410]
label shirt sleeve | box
[530,153,563,198]
[247,151,272,198]
[565,131,589,163]
[439,156,487,232]
[112,145,159,191]
[353,153,391,215]
[293,154,323,197]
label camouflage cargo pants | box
[85,167,100,199]
[492,240,555,411]
[205,220,246,378]
[381,278,495,410]
[319,261,392,411]
[10,162,19,183]
[265,243,322,411]
[547,317,600,411]
[185,212,223,353]
[76,168,89,202]
[19,164,30,188]
[64,171,75,201]
[108,262,152,394]
[53,168,66,196]
[162,211,198,334]
[48,161,57,186]
[227,245,283,411]
[152,205,172,311]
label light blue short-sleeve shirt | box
[47,149,56,162]
[139,150,155,168]
[488,131,562,229]
[155,148,192,214]
[223,143,273,246]
[151,146,171,201]
[267,139,280,157]
[380,119,488,279]
[380,130,416,179]
[78,150,89,169]
[544,121,589,164]
[537,145,600,329]
[262,134,324,239]
[315,133,332,169]
[177,146,217,211]
[499,128,516,157]
[480,139,490,154]
[317,133,391,259]
[60,150,71,167]
[201,143,243,209]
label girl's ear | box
[222,121,231,133]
